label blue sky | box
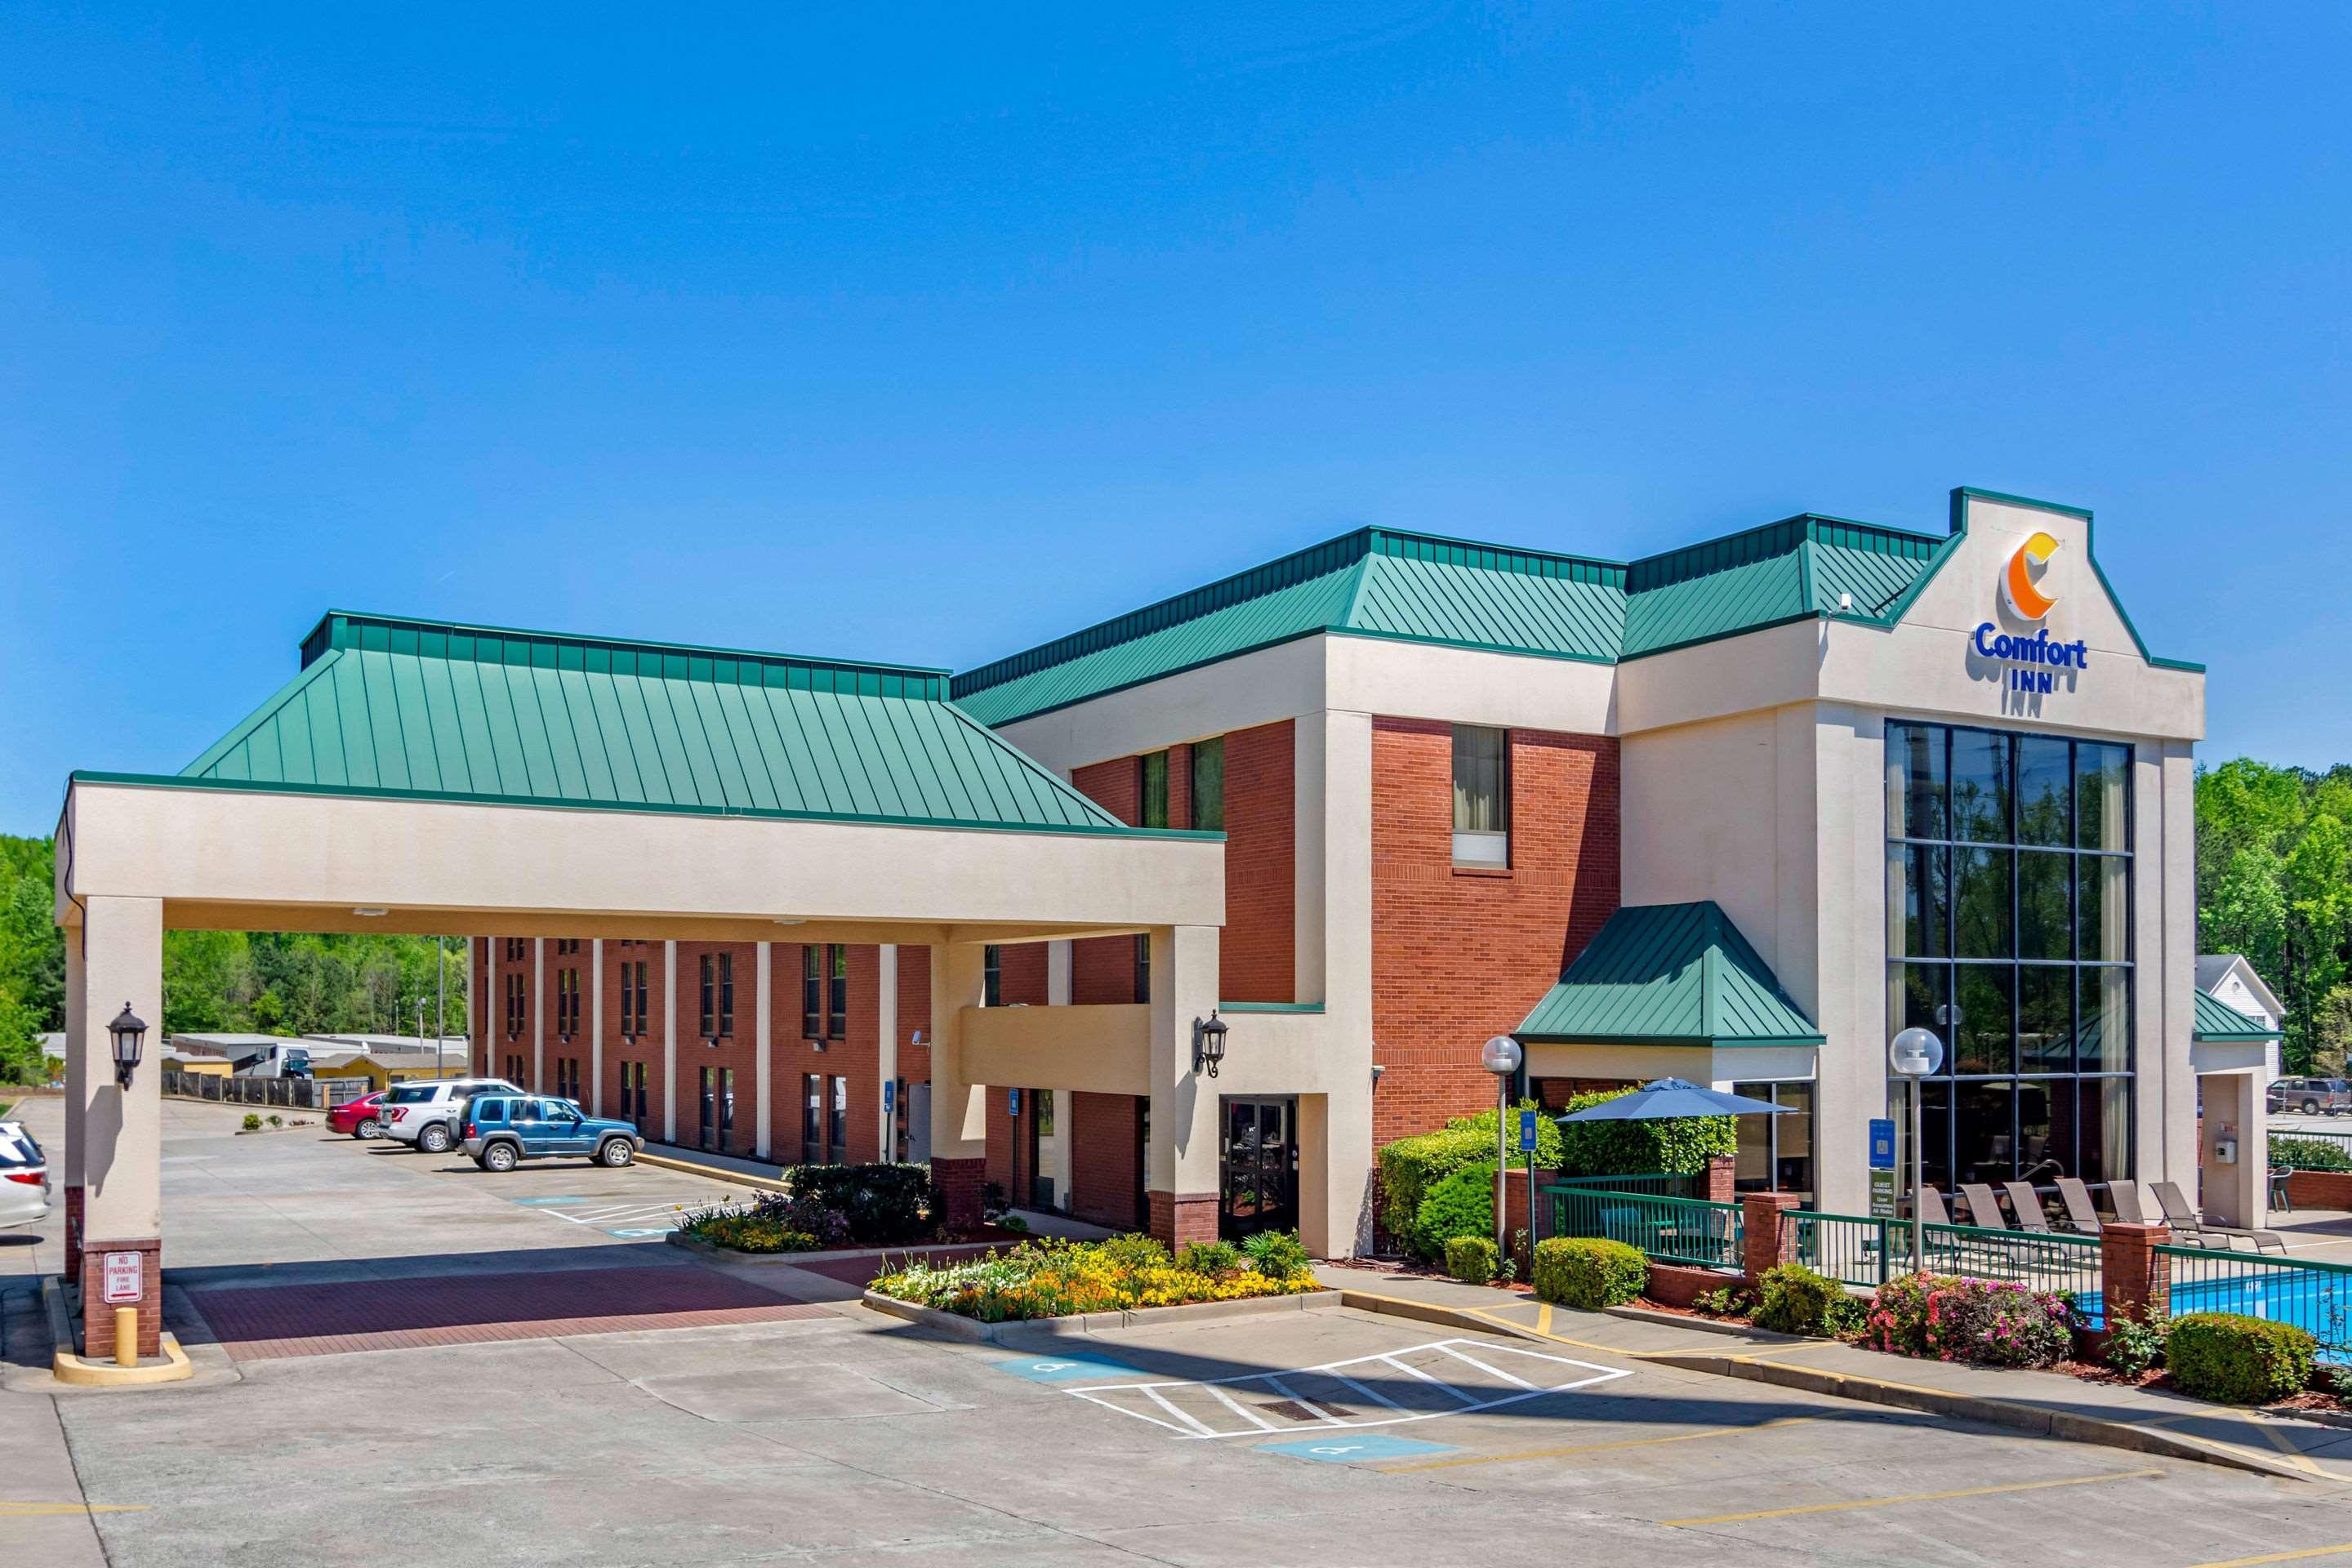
[4,3,2347,831]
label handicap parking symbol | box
[1254,1433,1460,1463]
[604,1227,672,1237]
[993,1354,1145,1384]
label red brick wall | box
[1071,1091,1146,1230]
[996,942,1049,1005]
[1072,756,1146,1004]
[984,1085,1035,1197]
[897,946,931,1084]
[675,941,759,1154]
[1370,719,1618,1144]
[603,940,666,1135]
[768,943,882,1165]
[1221,719,1295,1003]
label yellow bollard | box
[114,1306,138,1368]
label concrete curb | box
[666,1233,1012,1268]
[40,1277,194,1388]
[1647,1348,2319,1484]
[1604,1304,1806,1343]
[633,1151,792,1191]
[1330,1289,1548,1344]
[861,1289,1339,1343]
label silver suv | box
[2269,1077,2352,1117]
[379,1078,523,1152]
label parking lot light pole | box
[1481,1036,1522,1257]
[1889,1027,1944,1276]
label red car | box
[328,1091,389,1140]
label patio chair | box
[2054,1177,2105,1236]
[2002,1181,2055,1232]
[1917,1186,1953,1227]
[1958,1183,2011,1231]
[2150,1179,2290,1255]
[2107,1178,2151,1225]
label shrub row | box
[1531,1237,1647,1309]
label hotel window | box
[504,973,524,1037]
[802,1073,822,1160]
[699,953,731,1039]
[555,938,579,956]
[623,960,648,1037]
[802,947,822,1039]
[1886,721,2134,1196]
[829,1076,849,1162]
[827,946,848,1040]
[1451,724,1509,867]
[557,969,580,1037]
[718,951,734,1037]
[1191,737,1225,831]
[504,937,527,961]
[983,946,1002,1007]
[1140,751,1170,828]
[1731,1081,1815,1199]
[1134,933,1151,1004]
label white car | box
[377,1079,523,1153]
[0,1122,52,1231]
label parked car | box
[460,1095,641,1172]
[327,1090,389,1140]
[377,1078,523,1152]
[0,1122,52,1232]
[2269,1077,2352,1117]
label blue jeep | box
[460,1094,642,1172]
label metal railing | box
[2158,1245,2352,1363]
[1783,1209,1895,1288]
[2270,1129,2352,1170]
[1541,1172,1705,1199]
[1548,1189,1744,1271]
[1919,1222,2102,1316]
[163,1071,372,1109]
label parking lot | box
[6,1094,2352,1567]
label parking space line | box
[1140,1386,1219,1436]
[2236,1411,2332,1477]
[0,1502,151,1516]
[1658,1467,2163,1526]
[1203,1383,1283,1431]
[1379,1354,1480,1403]
[1331,1372,1408,1413]
[2188,1545,2352,1567]
[1433,1345,1538,1389]
[1262,1374,1341,1424]
[1378,1415,1818,1473]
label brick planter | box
[1645,1261,1735,1307]
[2286,1168,2352,1210]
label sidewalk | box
[1313,1263,2352,1483]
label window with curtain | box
[1886,721,2133,1195]
[1191,737,1225,831]
[1451,724,1509,867]
[801,947,822,1039]
[1140,751,1169,828]
[827,946,848,1039]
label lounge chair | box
[1958,1182,2010,1230]
[2151,1179,2289,1254]
[1918,1187,1953,1226]
[2054,1177,2104,1236]
[2002,1181,2054,1232]
[2108,1178,2150,1225]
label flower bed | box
[1856,1273,2075,1368]
[870,1233,1318,1323]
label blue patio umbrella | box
[1554,1077,1793,1120]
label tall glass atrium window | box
[1886,722,2132,1194]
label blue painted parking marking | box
[1254,1434,1459,1463]
[511,1196,590,1206]
[604,1227,672,1238]
[994,1354,1147,1384]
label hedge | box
[1552,1088,1735,1180]
[1376,1101,1560,1245]
[1446,1235,1502,1285]
[1532,1237,1646,1310]
[1412,1162,1497,1263]
[786,1163,933,1244]
[2271,1136,2352,1173]
[2167,1313,2316,1404]
[1751,1263,1843,1336]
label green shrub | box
[2104,1310,2170,1377]
[1691,1285,1754,1317]
[1752,1263,1845,1336]
[1445,1235,1501,1285]
[1552,1088,1735,1178]
[1820,1295,1869,1339]
[1857,1274,2074,1367]
[1412,1162,1496,1263]
[265,1113,283,1128]
[1097,1232,1172,1271]
[787,1163,932,1244]
[683,1213,819,1254]
[996,1214,1030,1233]
[1376,1100,1559,1244]
[2167,1314,2316,1404]
[2271,1136,2352,1172]
[1532,1237,1647,1309]
[241,1113,261,1131]
[1241,1229,1312,1281]
[1177,1240,1243,1275]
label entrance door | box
[1219,1097,1298,1240]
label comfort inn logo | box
[1974,530,2087,697]
[2002,530,2059,621]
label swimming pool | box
[2083,1262,2352,1362]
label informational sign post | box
[102,1251,143,1305]
[1008,1088,1021,1118]
[1868,1118,1899,1219]
[1518,1109,1538,1152]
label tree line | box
[2196,760,2352,1076]
[0,835,468,1085]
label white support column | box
[61,918,86,1284]
[1043,940,1071,1205]
[1046,940,1072,1007]
[755,942,773,1159]
[590,939,605,1116]
[531,938,545,1092]
[662,941,679,1144]
[929,942,989,1223]
[70,894,164,1359]
[876,944,898,1162]
[1147,924,1223,1248]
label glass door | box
[1219,1097,1298,1240]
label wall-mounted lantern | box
[1192,1011,1229,1078]
[109,1004,148,1090]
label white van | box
[378,1077,523,1153]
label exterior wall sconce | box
[1192,1011,1229,1078]
[109,1003,148,1089]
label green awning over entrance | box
[145,611,1165,836]
[1515,901,1825,1049]
[2192,988,2281,1044]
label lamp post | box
[109,1004,148,1090]
[1481,1035,1522,1257]
[1888,1027,1944,1276]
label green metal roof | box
[1514,901,1825,1048]
[154,611,1160,835]
[2193,987,2282,1043]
